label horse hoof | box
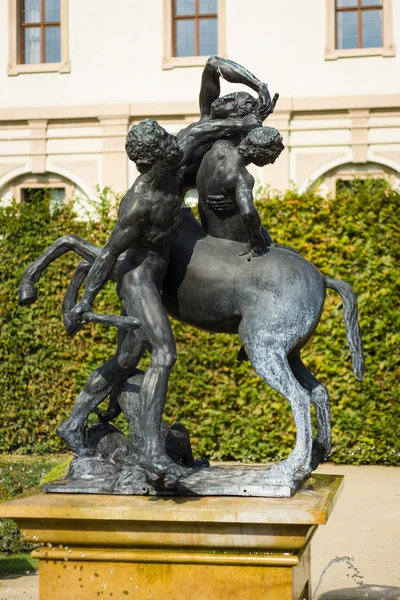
[18,282,37,306]
[311,440,330,470]
[63,317,83,337]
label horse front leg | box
[62,260,92,336]
[18,234,101,306]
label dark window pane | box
[199,0,218,14]
[199,18,218,55]
[336,0,358,6]
[362,9,382,47]
[175,0,195,16]
[361,0,382,5]
[45,0,60,22]
[176,19,195,56]
[337,11,358,49]
[23,27,41,63]
[22,0,41,23]
[45,26,61,62]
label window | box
[20,0,61,64]
[325,0,394,59]
[163,0,226,69]
[2,174,74,206]
[173,0,218,57]
[8,0,70,75]
[336,0,382,49]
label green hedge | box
[0,181,399,465]
[0,455,63,555]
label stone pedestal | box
[0,473,343,600]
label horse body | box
[18,208,363,482]
[164,210,325,356]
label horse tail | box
[324,276,365,380]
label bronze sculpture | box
[17,57,364,497]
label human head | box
[238,127,284,166]
[210,91,258,120]
[125,119,183,173]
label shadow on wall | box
[318,585,400,599]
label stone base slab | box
[0,473,344,600]
[34,544,312,600]
[43,464,308,497]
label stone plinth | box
[0,473,343,600]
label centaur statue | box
[18,58,364,496]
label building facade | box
[1,0,400,207]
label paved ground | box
[0,463,399,600]
[0,573,38,600]
[312,463,400,599]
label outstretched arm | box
[178,113,261,166]
[67,199,146,324]
[199,56,272,119]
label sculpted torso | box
[119,176,182,256]
[197,139,254,244]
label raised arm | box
[199,56,273,120]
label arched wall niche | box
[0,170,91,215]
[302,159,400,195]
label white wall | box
[1,0,399,109]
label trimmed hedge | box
[0,455,63,555]
[0,181,399,464]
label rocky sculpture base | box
[42,418,307,498]
[43,463,307,498]
[0,475,344,600]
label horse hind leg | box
[18,234,101,306]
[289,351,331,470]
[242,336,313,481]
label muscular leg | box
[57,323,144,455]
[120,270,190,487]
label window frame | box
[19,0,61,65]
[336,0,383,50]
[8,0,70,75]
[173,0,218,58]
[325,0,395,60]
[163,0,226,69]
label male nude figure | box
[57,112,262,487]
[18,57,278,487]
[196,126,284,256]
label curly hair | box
[125,119,182,173]
[238,126,284,163]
